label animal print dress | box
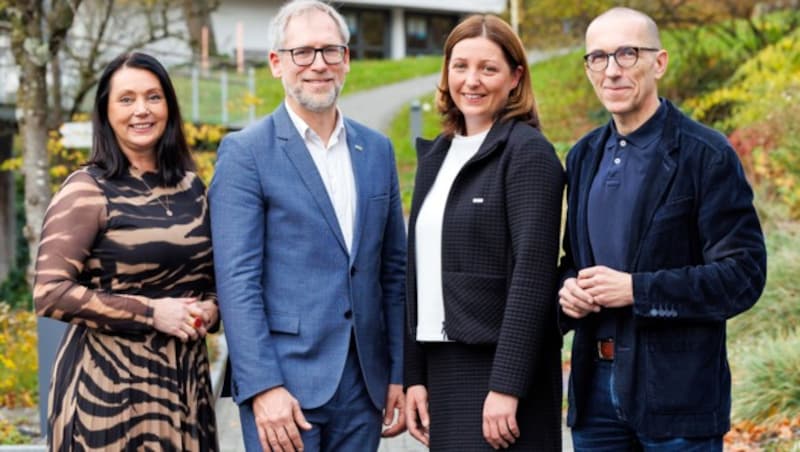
[34,166,218,451]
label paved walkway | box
[215,48,575,451]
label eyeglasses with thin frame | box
[583,46,660,72]
[277,45,347,67]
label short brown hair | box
[436,15,540,137]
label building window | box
[342,9,389,60]
[406,13,458,56]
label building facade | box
[211,0,506,61]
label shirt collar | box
[610,99,667,149]
[285,101,346,146]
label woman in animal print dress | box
[33,52,219,451]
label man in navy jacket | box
[558,7,767,451]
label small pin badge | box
[355,144,363,151]
[472,197,484,204]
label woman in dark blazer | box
[403,14,565,451]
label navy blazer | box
[209,103,406,417]
[559,100,767,437]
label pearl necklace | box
[137,174,173,217]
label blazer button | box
[344,310,353,319]
[350,266,356,276]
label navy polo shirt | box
[588,101,666,339]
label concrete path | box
[215,47,576,451]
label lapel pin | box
[355,144,364,151]
[472,198,484,204]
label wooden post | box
[201,25,209,74]
[509,0,519,35]
[236,22,244,74]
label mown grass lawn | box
[171,55,442,127]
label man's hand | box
[252,386,312,452]
[405,385,430,447]
[381,384,406,437]
[577,265,633,308]
[482,391,519,450]
[559,277,599,319]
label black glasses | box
[583,46,660,72]
[277,45,347,67]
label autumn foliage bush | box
[0,304,37,409]
[687,29,800,218]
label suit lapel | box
[628,107,680,268]
[275,104,348,254]
[575,129,608,268]
[347,122,367,263]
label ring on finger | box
[188,315,203,329]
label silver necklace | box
[138,174,173,216]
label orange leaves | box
[725,416,800,451]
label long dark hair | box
[88,52,194,186]
[437,15,540,137]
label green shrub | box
[728,220,800,341]
[731,329,800,424]
[0,419,29,445]
[0,304,37,408]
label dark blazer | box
[404,118,564,399]
[559,99,767,437]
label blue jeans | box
[571,360,723,452]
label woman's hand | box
[482,391,519,449]
[405,384,430,446]
[195,299,219,334]
[152,297,205,342]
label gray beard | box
[286,80,344,113]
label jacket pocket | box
[651,196,694,223]
[266,311,300,335]
[441,271,506,344]
[644,326,723,413]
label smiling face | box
[447,36,522,136]
[269,9,350,116]
[107,67,167,161]
[585,10,668,133]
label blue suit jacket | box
[209,103,406,413]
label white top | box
[415,130,488,341]
[286,104,357,253]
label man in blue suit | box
[558,7,766,452]
[209,1,406,450]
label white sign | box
[59,121,93,149]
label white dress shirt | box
[286,104,357,253]
[415,130,488,341]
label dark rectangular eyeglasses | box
[277,45,347,67]
[583,46,660,71]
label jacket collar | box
[416,118,517,163]
[574,99,683,270]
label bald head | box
[586,7,661,49]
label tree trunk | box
[0,126,15,283]
[183,0,218,56]
[18,62,52,286]
[9,1,52,286]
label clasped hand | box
[558,265,633,319]
[152,297,218,342]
